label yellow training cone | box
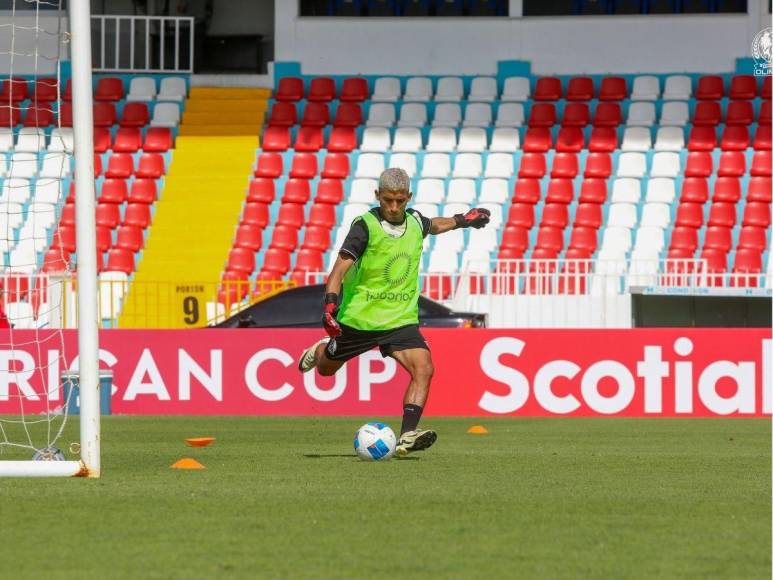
[171,457,205,469]
[467,425,489,434]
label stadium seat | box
[579,179,607,203]
[254,152,283,178]
[95,77,124,101]
[502,77,530,102]
[361,127,391,152]
[268,102,297,126]
[109,128,141,153]
[660,101,689,126]
[546,179,574,204]
[426,127,457,152]
[621,127,651,151]
[150,103,180,127]
[514,178,542,204]
[611,178,641,203]
[731,248,763,285]
[645,178,676,203]
[157,77,187,102]
[366,103,396,127]
[535,226,564,252]
[241,203,270,228]
[533,77,562,101]
[687,126,716,151]
[541,203,569,228]
[103,248,134,274]
[743,202,771,228]
[293,249,325,276]
[354,153,385,178]
[663,75,692,100]
[522,128,551,152]
[574,203,603,229]
[301,102,330,127]
[104,154,134,179]
[562,103,589,127]
[95,202,121,229]
[307,203,337,229]
[528,103,556,128]
[397,103,427,128]
[404,77,432,102]
[326,127,357,152]
[432,103,462,128]
[599,77,627,101]
[99,179,128,204]
[301,225,331,252]
[760,100,772,125]
[680,177,709,203]
[469,77,498,102]
[277,203,305,228]
[763,76,772,99]
[226,247,255,275]
[669,226,698,252]
[15,128,46,152]
[452,154,482,178]
[675,202,704,228]
[489,128,520,152]
[123,203,152,229]
[333,103,362,127]
[115,225,145,253]
[23,105,53,128]
[128,178,157,204]
[269,225,299,252]
[126,77,156,102]
[447,179,477,202]
[518,153,546,178]
[566,77,594,101]
[650,152,680,178]
[719,125,749,151]
[294,127,324,152]
[507,203,535,228]
[92,103,117,127]
[119,102,149,127]
[631,75,660,101]
[557,127,586,151]
[457,127,488,152]
[716,153,745,178]
[707,202,736,228]
[703,225,732,252]
[588,127,617,152]
[421,153,451,178]
[339,77,369,102]
[306,78,336,102]
[551,153,579,178]
[480,154,511,179]
[463,103,492,128]
[500,226,530,251]
[495,102,525,128]
[136,153,165,178]
[729,75,757,100]
[247,178,275,205]
[692,101,721,126]
[695,75,724,100]
[583,153,612,178]
[372,77,401,102]
[289,153,318,179]
[725,101,753,125]
[276,77,304,102]
[568,226,597,253]
[753,125,771,150]
[738,226,767,251]
[479,179,509,204]
[435,77,464,102]
[616,152,646,178]
[320,154,350,179]
[282,179,311,204]
[684,152,712,177]
[30,78,58,103]
[747,177,772,202]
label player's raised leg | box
[390,347,437,457]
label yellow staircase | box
[118,87,269,328]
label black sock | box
[400,404,423,435]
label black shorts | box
[324,323,429,362]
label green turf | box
[0,417,770,579]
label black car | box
[213,284,486,329]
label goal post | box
[0,0,100,477]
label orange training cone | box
[185,437,215,447]
[467,425,489,434]
[171,457,205,469]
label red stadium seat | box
[112,127,142,153]
[720,126,749,151]
[742,202,771,228]
[562,103,589,127]
[95,225,112,253]
[574,203,602,229]
[301,102,330,127]
[281,179,311,204]
[52,226,77,253]
[93,103,117,127]
[703,226,732,252]
[592,102,622,127]
[241,202,269,228]
[550,153,579,178]
[294,127,324,152]
[340,77,369,102]
[56,102,73,127]
[675,203,704,228]
[95,203,121,229]
[60,203,76,227]
[226,247,255,275]
[507,203,534,228]
[294,248,324,273]
[695,75,724,100]
[692,101,721,126]
[268,102,297,126]
[729,75,757,100]
[276,77,304,102]
[500,226,530,252]
[276,203,305,228]
[248,178,275,204]
[269,224,299,252]
[763,76,772,99]
[583,153,612,178]
[218,271,249,305]
[99,179,128,204]
[540,203,569,228]
[680,178,709,203]
[535,226,564,252]
[31,78,57,103]
[326,127,357,152]
[321,154,350,179]
[533,77,562,101]
[23,106,53,127]
[700,248,728,286]
[712,177,741,202]
[545,179,574,204]
[566,77,594,101]
[119,102,149,127]
[669,226,698,252]
[0,78,28,102]
[115,225,145,253]
[307,203,337,228]
[747,177,772,202]
[333,103,363,127]
[0,105,20,126]
[579,179,607,203]
[254,152,283,178]
[684,152,712,177]
[568,227,597,253]
[528,103,556,127]
[105,154,134,178]
[732,248,762,279]
[262,248,292,274]
[42,249,70,273]
[725,101,753,125]
[688,126,717,151]
[760,100,772,125]
[667,248,695,261]
[288,153,318,179]
[136,153,165,178]
[588,127,617,152]
[142,127,173,152]
[716,153,745,178]
[315,179,344,204]
[423,275,453,301]
[522,128,551,152]
[513,179,542,204]
[123,203,152,229]
[261,126,291,151]
[93,128,111,153]
[301,225,331,251]
[517,153,546,178]
[599,76,627,101]
[753,125,771,150]
[555,127,584,152]
[128,178,157,204]
[707,202,737,228]
[307,77,336,102]
[95,77,124,101]
[738,226,767,251]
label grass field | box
[1,417,770,579]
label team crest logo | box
[382,253,412,287]
[752,27,772,77]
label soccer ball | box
[354,422,396,461]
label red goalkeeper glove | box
[322,294,342,338]
[453,207,491,229]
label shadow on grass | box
[303,454,419,461]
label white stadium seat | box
[157,77,187,102]
[662,75,692,100]
[372,77,401,102]
[446,179,477,204]
[456,127,488,152]
[366,103,396,127]
[426,127,457,152]
[631,75,660,101]
[468,76,498,102]
[451,154,482,178]
[435,76,464,102]
[126,77,156,102]
[397,102,427,127]
[501,76,530,102]
[404,77,433,102]
[432,103,462,128]
[495,102,525,127]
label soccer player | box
[297,168,490,457]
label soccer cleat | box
[297,337,330,373]
[395,429,437,457]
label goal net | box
[0,0,101,476]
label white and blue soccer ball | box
[354,422,396,461]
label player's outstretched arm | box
[430,207,491,235]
